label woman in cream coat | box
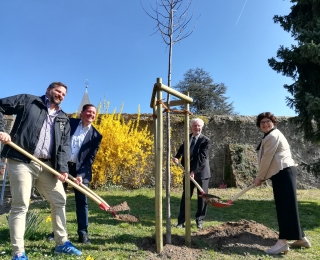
[254,112,310,255]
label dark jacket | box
[175,133,211,180]
[0,94,70,173]
[69,118,102,183]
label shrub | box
[91,104,154,189]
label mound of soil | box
[141,220,278,259]
[194,219,278,250]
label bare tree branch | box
[141,0,200,45]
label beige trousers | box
[8,159,68,255]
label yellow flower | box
[86,256,94,260]
[91,103,154,188]
[45,215,52,223]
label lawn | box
[0,186,319,260]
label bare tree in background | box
[141,0,199,244]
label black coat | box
[0,94,70,173]
[175,133,211,180]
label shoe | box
[12,252,28,260]
[197,223,203,229]
[288,237,311,248]
[175,223,185,228]
[55,240,82,256]
[47,232,54,242]
[78,233,91,244]
[264,244,289,255]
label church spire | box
[77,79,91,118]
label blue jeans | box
[73,183,89,236]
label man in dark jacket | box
[172,118,211,229]
[0,82,82,259]
[70,104,102,244]
[47,104,102,244]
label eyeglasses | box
[260,120,272,125]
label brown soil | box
[109,201,130,212]
[109,201,139,223]
[114,213,140,223]
[141,219,278,259]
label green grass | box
[0,186,319,259]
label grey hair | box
[190,118,204,127]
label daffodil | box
[45,215,52,223]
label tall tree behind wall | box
[141,0,199,243]
[175,68,236,115]
[268,0,320,173]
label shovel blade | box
[201,196,232,208]
[211,201,232,208]
[200,193,221,200]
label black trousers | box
[271,166,305,240]
[177,178,209,225]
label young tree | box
[268,1,320,142]
[174,68,236,115]
[141,0,199,245]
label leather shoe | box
[46,232,54,242]
[175,223,185,228]
[288,237,311,248]
[78,233,91,244]
[264,244,289,255]
[197,223,203,229]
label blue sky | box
[0,0,296,116]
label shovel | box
[212,183,256,208]
[190,177,225,208]
[7,142,132,219]
[190,177,221,200]
[65,173,130,215]
[173,160,222,202]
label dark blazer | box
[175,133,211,180]
[69,118,102,184]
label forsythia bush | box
[170,161,184,186]
[91,104,154,189]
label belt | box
[68,161,76,166]
[38,158,51,162]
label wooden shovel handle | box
[228,183,255,204]
[173,160,205,195]
[190,177,205,195]
[66,173,111,209]
[7,142,110,212]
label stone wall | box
[165,115,320,189]
[3,114,320,189]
